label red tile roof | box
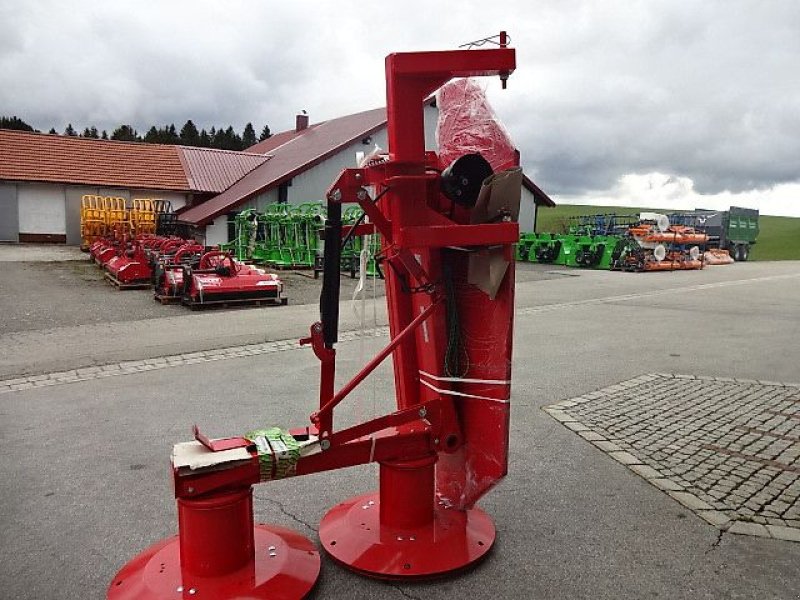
[0,129,273,195]
[180,107,388,225]
[178,147,270,193]
[0,129,190,191]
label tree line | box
[0,116,272,150]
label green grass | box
[749,215,800,261]
[535,204,800,261]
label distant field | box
[535,204,800,261]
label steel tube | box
[379,455,437,529]
[177,487,255,577]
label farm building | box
[0,104,554,245]
[0,129,268,244]
[180,104,555,246]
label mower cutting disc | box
[108,524,319,600]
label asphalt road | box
[1,260,799,599]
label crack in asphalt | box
[705,529,725,555]
[259,494,318,534]
[390,584,423,600]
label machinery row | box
[517,206,758,272]
[221,203,382,279]
[80,195,178,250]
[87,231,287,308]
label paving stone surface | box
[544,373,800,541]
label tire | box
[740,245,749,261]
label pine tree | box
[180,120,200,146]
[64,123,77,136]
[224,126,242,151]
[110,125,139,142]
[242,122,257,148]
[166,124,179,144]
[0,116,35,131]
[48,128,57,135]
[259,124,272,141]
[198,129,211,148]
[144,126,160,143]
[101,130,108,140]
[88,126,99,138]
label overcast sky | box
[1,0,798,215]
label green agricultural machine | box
[335,206,382,278]
[517,231,625,269]
[223,203,382,276]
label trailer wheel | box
[740,245,749,261]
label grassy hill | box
[535,204,800,261]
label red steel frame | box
[108,32,516,599]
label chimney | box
[295,112,309,132]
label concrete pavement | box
[1,260,799,599]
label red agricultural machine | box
[180,250,287,308]
[104,239,154,289]
[109,32,519,599]
[152,243,205,304]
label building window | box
[278,179,292,204]
[226,212,238,242]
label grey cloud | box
[1,0,797,199]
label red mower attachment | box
[181,250,287,308]
[110,31,518,599]
[153,243,205,304]
[105,239,154,289]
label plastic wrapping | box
[433,79,519,509]
[435,78,517,172]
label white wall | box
[129,190,189,211]
[518,187,536,233]
[204,217,229,247]
[287,129,389,205]
[241,188,279,212]
[18,184,66,234]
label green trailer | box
[676,206,759,261]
